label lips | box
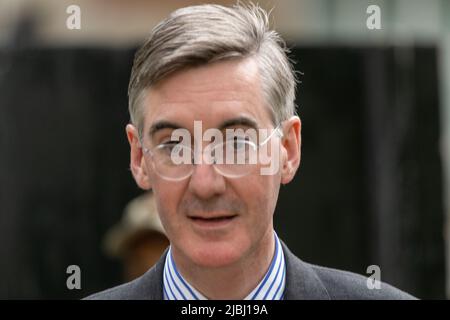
[188,214,237,220]
[188,213,238,228]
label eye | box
[231,137,249,150]
[163,139,183,147]
[161,139,180,146]
[158,141,180,155]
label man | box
[87,3,414,300]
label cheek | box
[152,179,186,234]
[236,174,280,223]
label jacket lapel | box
[133,247,168,299]
[281,241,331,300]
[139,241,330,300]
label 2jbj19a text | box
[225,304,268,317]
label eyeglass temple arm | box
[259,124,283,147]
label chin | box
[188,240,247,268]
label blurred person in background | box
[104,192,169,282]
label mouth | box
[188,214,238,229]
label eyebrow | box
[148,121,182,138]
[147,116,259,138]
[218,116,259,131]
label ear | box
[126,124,152,190]
[280,116,301,185]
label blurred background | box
[0,0,448,299]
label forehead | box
[142,57,274,132]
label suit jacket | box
[86,241,415,300]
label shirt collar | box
[163,231,286,300]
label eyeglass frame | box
[140,123,284,181]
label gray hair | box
[128,2,298,138]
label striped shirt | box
[163,231,286,300]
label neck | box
[171,228,275,299]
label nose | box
[188,162,226,200]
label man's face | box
[127,58,301,268]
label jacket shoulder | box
[308,264,416,300]
[85,276,145,300]
[281,240,416,300]
[84,249,167,300]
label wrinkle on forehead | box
[143,57,274,130]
